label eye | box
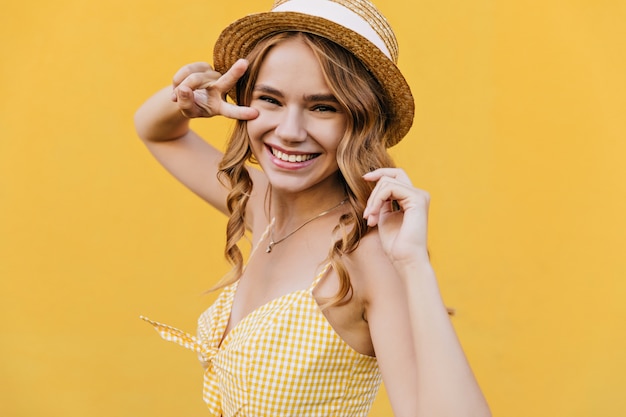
[312,104,338,113]
[257,95,281,106]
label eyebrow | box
[306,93,340,103]
[254,84,339,103]
[254,84,284,98]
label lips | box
[270,146,319,163]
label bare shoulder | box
[344,228,402,304]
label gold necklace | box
[266,198,348,253]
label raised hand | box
[362,168,431,265]
[171,59,258,121]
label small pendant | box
[266,242,274,253]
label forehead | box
[255,38,332,95]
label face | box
[246,37,348,196]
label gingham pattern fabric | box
[142,261,382,416]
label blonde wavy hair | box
[216,32,396,307]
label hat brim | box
[213,11,414,147]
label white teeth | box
[272,148,316,163]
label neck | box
[268,188,347,234]
[265,193,348,254]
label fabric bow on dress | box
[140,315,223,416]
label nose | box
[275,107,307,143]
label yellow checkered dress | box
[142,264,382,416]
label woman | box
[136,1,490,416]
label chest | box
[223,240,374,356]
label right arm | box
[133,60,260,215]
[363,168,491,417]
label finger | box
[172,62,214,87]
[174,91,205,118]
[176,70,222,93]
[174,85,197,112]
[362,168,412,185]
[372,180,430,213]
[178,60,247,96]
[173,60,249,113]
[364,178,428,225]
[211,59,250,95]
[219,101,259,121]
[363,179,401,226]
[365,176,407,210]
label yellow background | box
[1,0,625,416]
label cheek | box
[325,116,348,143]
[246,119,262,144]
[245,122,265,159]
[320,123,346,153]
[246,111,272,140]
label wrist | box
[392,253,434,280]
[135,86,192,142]
[391,247,431,270]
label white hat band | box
[272,0,391,60]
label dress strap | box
[308,261,332,291]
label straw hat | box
[213,0,414,147]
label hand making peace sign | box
[170,59,258,121]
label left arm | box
[362,168,491,417]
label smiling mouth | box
[271,147,320,163]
